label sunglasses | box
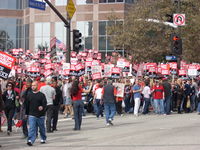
[8,85,12,87]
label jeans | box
[134,98,141,115]
[22,118,28,137]
[4,107,15,132]
[104,103,116,123]
[143,98,150,114]
[73,100,84,130]
[154,99,164,114]
[28,115,46,144]
[197,102,200,112]
[52,105,59,130]
[46,105,54,132]
[190,95,196,111]
[164,95,171,115]
[94,99,103,118]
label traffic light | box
[73,29,82,52]
[171,34,182,55]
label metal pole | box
[177,0,181,70]
[44,0,69,27]
[66,20,71,63]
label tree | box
[107,0,200,63]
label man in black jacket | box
[26,81,47,146]
[52,80,63,131]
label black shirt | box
[25,91,47,118]
[53,87,63,106]
[162,81,172,97]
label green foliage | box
[107,0,200,63]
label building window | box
[25,24,29,50]
[34,22,50,50]
[0,18,23,51]
[55,0,68,6]
[98,20,123,52]
[55,22,66,44]
[125,0,135,3]
[76,0,93,5]
[99,0,125,3]
[77,21,93,50]
[0,0,22,10]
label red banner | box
[0,51,16,69]
[92,72,101,80]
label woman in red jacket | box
[70,80,92,130]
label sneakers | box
[106,123,110,126]
[40,140,46,144]
[27,141,33,146]
[108,118,114,126]
[7,131,11,136]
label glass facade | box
[0,0,23,10]
[77,21,93,50]
[34,22,50,50]
[99,0,135,3]
[55,22,66,44]
[76,0,93,5]
[55,0,68,6]
[0,18,24,51]
[98,20,123,52]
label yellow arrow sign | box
[66,0,76,19]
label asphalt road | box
[0,113,200,150]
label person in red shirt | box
[70,80,92,131]
[152,80,165,114]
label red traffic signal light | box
[173,36,179,41]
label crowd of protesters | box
[0,75,200,147]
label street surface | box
[0,113,200,150]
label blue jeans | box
[94,99,103,118]
[104,103,116,123]
[154,99,164,114]
[28,116,46,144]
[73,100,84,130]
[197,102,200,113]
[164,96,171,114]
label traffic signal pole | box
[66,19,71,63]
[177,0,181,70]
[44,0,71,63]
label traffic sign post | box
[29,0,46,11]
[66,0,76,20]
[173,14,185,26]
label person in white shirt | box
[142,82,151,114]
[40,76,56,133]
[93,83,103,118]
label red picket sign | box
[179,69,187,75]
[75,63,84,71]
[161,69,170,75]
[149,66,156,73]
[169,62,177,69]
[92,72,102,80]
[0,51,16,69]
[112,67,121,74]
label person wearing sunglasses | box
[2,82,18,135]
